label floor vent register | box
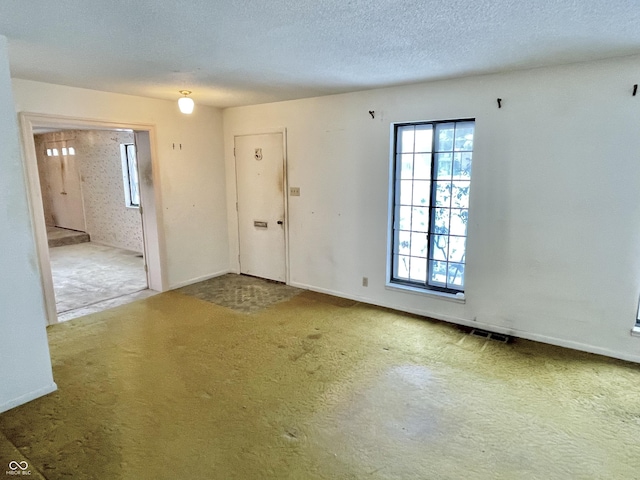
[469,328,512,343]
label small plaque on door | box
[254,221,268,228]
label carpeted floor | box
[49,242,148,315]
[1,274,639,479]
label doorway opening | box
[20,114,167,325]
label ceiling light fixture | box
[178,90,194,114]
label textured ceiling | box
[1,0,639,108]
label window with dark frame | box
[391,119,474,293]
[123,143,140,208]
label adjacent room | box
[33,129,153,321]
[1,1,639,478]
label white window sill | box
[631,326,640,337]
[385,282,466,304]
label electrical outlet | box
[362,277,368,287]
[290,187,300,196]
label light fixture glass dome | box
[178,91,194,114]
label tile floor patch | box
[176,274,302,314]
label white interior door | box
[235,133,286,282]
[46,141,86,232]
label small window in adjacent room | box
[121,143,140,208]
[390,119,475,294]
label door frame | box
[19,112,168,325]
[233,128,290,284]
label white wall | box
[0,36,56,413]
[224,55,640,363]
[12,79,230,288]
[76,130,142,252]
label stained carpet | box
[1,275,639,479]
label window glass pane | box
[435,153,452,179]
[62,147,68,155]
[450,209,468,236]
[430,235,448,261]
[395,255,410,280]
[452,153,472,180]
[411,207,429,232]
[396,230,411,255]
[448,236,466,262]
[414,125,433,153]
[398,206,412,230]
[413,154,431,180]
[410,232,428,257]
[399,180,413,205]
[451,181,470,209]
[429,260,447,285]
[433,208,450,234]
[447,263,465,287]
[398,154,413,179]
[124,144,140,207]
[435,123,454,152]
[129,150,140,205]
[52,148,59,156]
[129,166,140,206]
[397,126,415,153]
[68,147,76,155]
[434,181,451,208]
[454,122,474,151]
[411,180,430,207]
[409,257,427,282]
[391,119,473,293]
[46,149,52,156]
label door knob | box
[277,220,283,225]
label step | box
[47,227,91,248]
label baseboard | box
[88,240,143,255]
[169,270,230,290]
[289,282,373,304]
[289,281,640,364]
[0,382,57,414]
[425,313,640,364]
